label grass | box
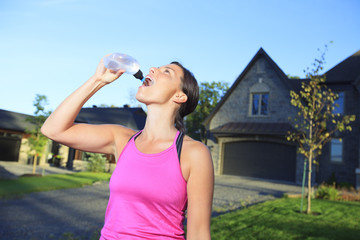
[0,172,111,198]
[61,198,360,240]
[210,198,360,240]
[2,173,359,239]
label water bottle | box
[103,53,144,81]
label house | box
[203,48,360,189]
[0,106,147,171]
[0,109,36,164]
[64,106,146,170]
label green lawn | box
[1,173,359,240]
[211,198,360,240]
[0,172,111,198]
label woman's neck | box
[142,104,178,140]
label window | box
[330,139,343,163]
[333,92,344,115]
[251,93,269,116]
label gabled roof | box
[325,49,360,83]
[203,48,294,127]
[0,109,35,132]
[0,106,147,133]
[75,107,146,130]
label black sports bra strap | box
[176,131,185,161]
[130,131,184,161]
[128,131,141,142]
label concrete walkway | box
[0,161,302,240]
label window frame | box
[250,92,269,116]
[333,91,345,115]
[330,138,343,163]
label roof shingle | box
[211,122,294,136]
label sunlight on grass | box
[210,198,360,240]
[0,172,111,198]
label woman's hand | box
[93,55,125,84]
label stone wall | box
[18,137,48,166]
[208,55,299,176]
[209,56,298,131]
[316,85,360,187]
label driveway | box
[0,162,302,240]
[213,175,302,213]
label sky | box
[1,0,359,115]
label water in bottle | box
[103,53,144,81]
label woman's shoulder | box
[181,135,214,183]
[110,125,138,145]
[182,135,211,161]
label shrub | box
[87,153,107,173]
[340,191,360,201]
[315,184,340,200]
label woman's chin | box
[135,94,149,105]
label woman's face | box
[136,63,185,106]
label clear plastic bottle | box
[103,53,144,81]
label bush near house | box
[87,153,107,173]
[315,184,340,200]
[315,183,360,202]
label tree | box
[98,104,119,108]
[287,45,355,214]
[287,74,300,79]
[185,81,229,140]
[26,94,51,174]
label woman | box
[41,55,214,239]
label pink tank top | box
[100,131,187,240]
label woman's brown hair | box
[171,61,199,133]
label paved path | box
[0,162,302,240]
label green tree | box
[26,94,51,174]
[185,81,229,140]
[287,74,300,79]
[287,46,355,214]
[98,104,118,108]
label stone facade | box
[209,56,297,131]
[317,84,360,186]
[19,137,47,166]
[204,48,360,188]
[207,50,299,179]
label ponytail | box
[175,112,186,133]
[171,61,199,133]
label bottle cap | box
[133,70,144,81]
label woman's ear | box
[173,92,188,104]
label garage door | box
[0,135,21,162]
[223,141,296,182]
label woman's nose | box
[149,67,157,74]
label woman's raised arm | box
[41,56,136,157]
